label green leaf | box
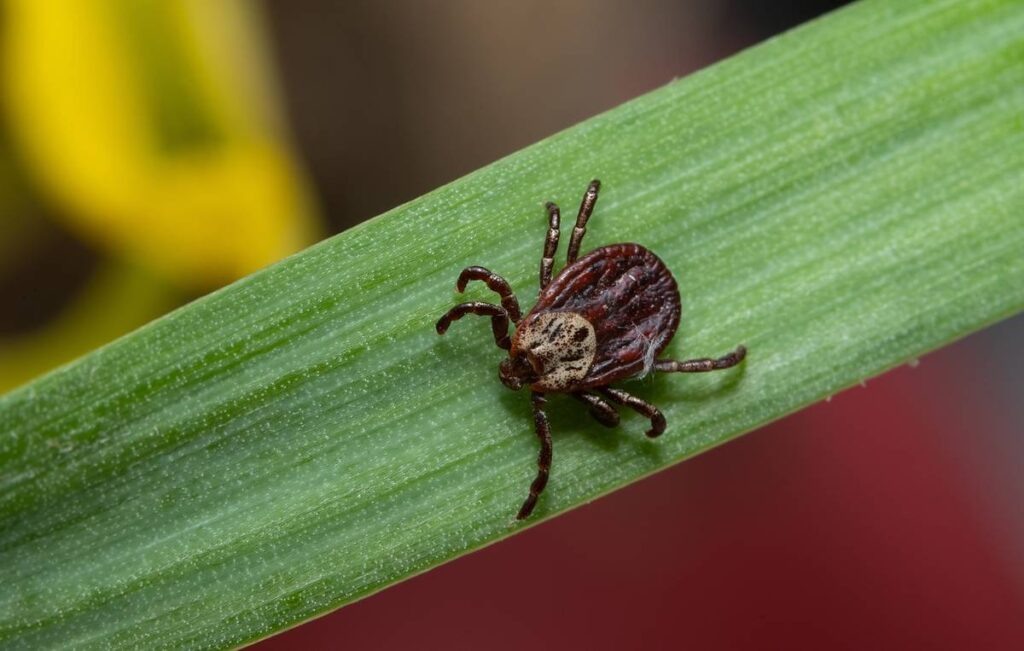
[2,0,1022,647]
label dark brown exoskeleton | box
[436,180,746,520]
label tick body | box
[436,180,746,520]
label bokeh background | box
[1,1,1020,649]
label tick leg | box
[456,266,522,322]
[566,179,601,264]
[540,202,560,290]
[517,391,552,520]
[598,387,666,438]
[654,345,747,373]
[435,301,512,350]
[571,391,620,428]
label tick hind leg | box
[655,345,747,373]
[435,301,512,350]
[598,387,666,438]
[572,391,620,428]
[517,391,552,520]
[566,179,601,264]
[455,266,522,321]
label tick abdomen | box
[533,243,681,387]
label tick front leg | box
[435,301,512,350]
[455,266,522,322]
[654,345,747,373]
[566,179,600,264]
[571,391,620,428]
[517,391,552,520]
[540,202,560,290]
[598,387,666,438]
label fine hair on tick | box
[436,180,747,520]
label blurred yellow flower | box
[0,0,320,392]
[2,0,319,287]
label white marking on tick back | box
[518,312,596,391]
[639,329,669,378]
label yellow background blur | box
[0,0,320,392]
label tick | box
[436,180,746,520]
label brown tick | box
[436,180,746,520]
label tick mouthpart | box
[499,355,535,391]
[500,372,523,391]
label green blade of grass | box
[2,0,1023,647]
